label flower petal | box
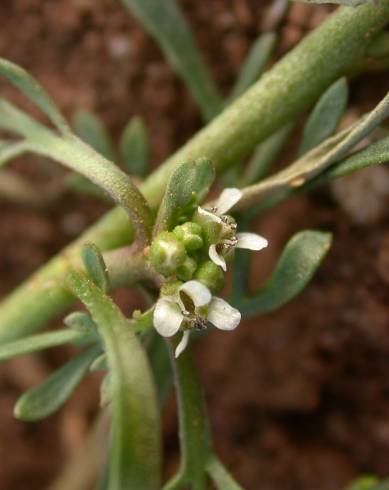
[179,280,212,308]
[215,188,242,215]
[207,297,241,331]
[197,206,222,223]
[236,232,268,251]
[209,244,227,272]
[175,331,190,358]
[153,299,183,337]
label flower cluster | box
[154,280,241,357]
[150,188,268,356]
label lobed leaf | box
[236,230,332,317]
[121,0,223,121]
[153,158,215,236]
[73,109,116,161]
[120,116,149,178]
[14,345,100,421]
[0,329,86,362]
[298,78,349,155]
[0,57,70,135]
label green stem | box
[1,2,389,340]
[167,338,211,490]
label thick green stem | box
[1,2,389,340]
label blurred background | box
[1,1,389,489]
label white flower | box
[198,188,268,271]
[153,280,241,357]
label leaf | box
[291,0,371,5]
[73,109,116,161]
[0,140,29,167]
[307,136,389,187]
[82,242,109,292]
[207,456,244,490]
[0,98,152,246]
[14,345,100,421]
[0,329,86,362]
[240,123,293,186]
[63,173,107,200]
[346,476,389,490]
[238,89,389,210]
[90,353,108,372]
[120,116,149,177]
[64,311,97,333]
[153,158,215,236]
[236,230,332,317]
[0,57,70,135]
[230,32,277,100]
[121,0,223,121]
[66,270,161,490]
[298,78,349,155]
[100,372,113,407]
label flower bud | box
[194,214,222,247]
[176,256,198,281]
[194,261,225,293]
[149,232,186,276]
[161,279,182,297]
[173,222,203,252]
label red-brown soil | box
[0,1,389,489]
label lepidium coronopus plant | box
[1,0,389,488]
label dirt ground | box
[0,1,389,489]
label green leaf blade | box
[292,0,370,4]
[73,109,116,161]
[230,32,277,101]
[122,0,223,121]
[299,77,349,155]
[0,58,70,135]
[82,243,109,292]
[14,345,100,421]
[0,329,85,362]
[153,158,215,236]
[120,116,149,177]
[237,230,332,317]
[67,270,161,490]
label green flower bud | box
[149,231,186,276]
[195,261,225,293]
[173,222,204,252]
[161,279,182,297]
[195,216,222,247]
[176,256,198,281]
